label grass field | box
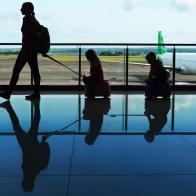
[41,54,146,63]
[0,54,146,62]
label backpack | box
[37,142,50,171]
[34,25,50,55]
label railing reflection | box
[0,93,196,136]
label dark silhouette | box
[83,49,111,98]
[83,98,110,145]
[145,52,171,99]
[83,49,104,85]
[144,98,171,143]
[0,2,41,100]
[0,100,50,192]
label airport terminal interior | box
[0,92,196,196]
[1,44,196,196]
[1,0,196,195]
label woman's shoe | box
[0,92,11,100]
[25,93,40,100]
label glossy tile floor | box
[0,92,196,196]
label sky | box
[0,0,196,43]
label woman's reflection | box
[0,100,50,192]
[144,98,171,143]
[83,98,110,145]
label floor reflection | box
[0,100,50,192]
[0,94,196,195]
[144,98,171,142]
[1,94,196,135]
[83,98,111,145]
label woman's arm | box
[90,65,104,81]
[146,66,155,83]
[22,17,34,47]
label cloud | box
[123,0,196,11]
[175,95,194,111]
[123,0,164,10]
[173,0,196,11]
[123,0,145,10]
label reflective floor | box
[0,92,196,196]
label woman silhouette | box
[83,49,104,85]
[83,49,111,98]
[0,2,41,100]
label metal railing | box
[1,43,196,89]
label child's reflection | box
[144,98,171,143]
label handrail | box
[1,43,196,46]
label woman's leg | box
[28,53,40,97]
[0,100,27,149]
[0,50,27,99]
[28,99,40,138]
[9,50,27,91]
